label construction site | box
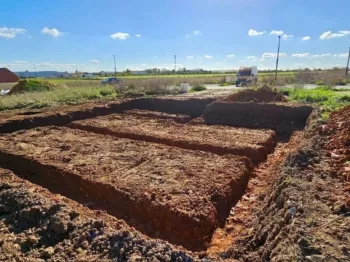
[0,87,349,262]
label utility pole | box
[275,35,281,82]
[113,55,117,78]
[346,47,350,78]
[174,55,177,72]
[33,64,37,78]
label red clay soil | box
[222,85,287,103]
[122,109,192,123]
[69,113,276,163]
[207,131,305,256]
[0,126,252,250]
[324,105,350,183]
[0,168,196,261]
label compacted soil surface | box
[122,110,191,123]
[0,126,252,250]
[68,113,276,163]
[0,168,197,262]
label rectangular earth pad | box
[69,113,276,163]
[122,109,191,123]
[0,127,252,249]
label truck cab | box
[235,66,258,87]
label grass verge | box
[0,85,118,111]
[282,86,350,118]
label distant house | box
[132,70,148,75]
[0,68,19,82]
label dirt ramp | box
[203,102,313,134]
[0,126,252,250]
[122,109,191,123]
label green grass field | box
[0,85,118,111]
[283,86,350,118]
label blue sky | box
[1,0,349,72]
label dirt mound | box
[9,79,58,95]
[222,85,287,103]
[324,105,350,183]
[325,105,350,151]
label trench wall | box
[203,102,313,134]
[0,98,215,133]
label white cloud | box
[335,53,348,58]
[186,30,202,38]
[226,54,235,58]
[246,56,257,59]
[204,55,212,59]
[312,55,320,58]
[270,30,284,35]
[41,27,63,37]
[292,53,310,58]
[186,56,194,59]
[282,34,294,40]
[13,60,27,64]
[0,27,26,38]
[302,36,311,41]
[110,32,130,40]
[135,34,141,38]
[248,29,266,36]
[320,30,350,40]
[90,59,99,63]
[321,54,331,57]
[262,53,287,58]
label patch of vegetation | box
[283,86,350,118]
[10,79,58,94]
[316,80,325,86]
[0,85,118,112]
[189,85,207,92]
[219,82,233,86]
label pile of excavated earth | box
[222,85,287,103]
[0,88,349,261]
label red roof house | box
[0,68,19,83]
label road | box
[180,83,350,98]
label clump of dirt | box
[9,79,59,95]
[222,85,287,103]
[325,105,350,151]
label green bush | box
[189,85,207,92]
[316,80,325,86]
[11,79,58,94]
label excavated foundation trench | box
[0,98,313,252]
